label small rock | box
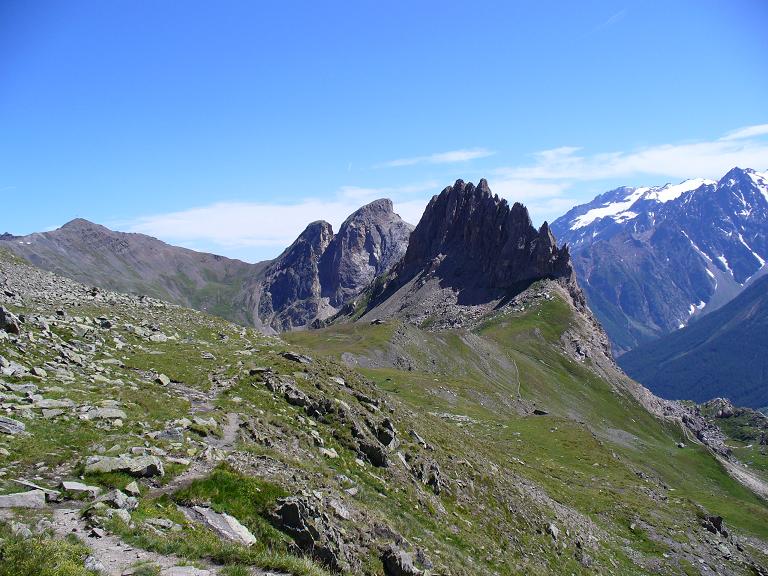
[10,521,33,538]
[156,374,171,386]
[124,481,140,496]
[547,522,559,541]
[320,447,339,458]
[381,544,423,576]
[30,366,47,378]
[84,555,106,573]
[97,489,137,510]
[160,567,212,576]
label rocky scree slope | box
[551,167,768,354]
[3,248,768,574]
[0,199,413,334]
[620,273,768,409]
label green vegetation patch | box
[0,524,92,576]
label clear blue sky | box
[2,0,767,261]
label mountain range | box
[551,167,768,354]
[2,178,768,574]
[4,170,768,413]
[0,199,413,333]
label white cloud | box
[496,124,768,182]
[720,123,768,141]
[114,182,435,261]
[380,148,495,168]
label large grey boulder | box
[187,506,256,546]
[84,455,164,477]
[0,489,46,508]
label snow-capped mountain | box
[551,167,768,354]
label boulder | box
[97,489,138,510]
[187,506,256,546]
[359,441,389,467]
[381,545,423,576]
[281,351,313,364]
[0,306,20,335]
[0,415,25,435]
[271,496,350,572]
[0,489,46,508]
[60,481,102,499]
[85,455,164,477]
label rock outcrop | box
[355,179,578,326]
[399,179,571,288]
[247,199,412,331]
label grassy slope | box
[286,294,768,562]
[2,249,766,575]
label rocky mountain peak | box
[60,218,101,231]
[347,198,395,218]
[399,178,572,290]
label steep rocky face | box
[319,199,413,308]
[253,220,335,331]
[246,199,413,332]
[552,167,768,353]
[357,179,578,326]
[400,179,572,288]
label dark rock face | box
[320,199,413,307]
[255,221,334,331]
[250,199,413,331]
[358,179,577,325]
[271,496,351,572]
[552,167,768,354]
[400,179,572,289]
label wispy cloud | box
[720,123,768,141]
[112,182,434,261]
[486,123,768,224]
[379,148,494,168]
[495,124,768,182]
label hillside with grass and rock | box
[1,181,768,576]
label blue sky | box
[2,0,767,262]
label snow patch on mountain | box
[568,178,714,230]
[571,187,648,229]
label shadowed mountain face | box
[0,200,413,332]
[352,179,579,326]
[552,167,768,354]
[620,274,768,409]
